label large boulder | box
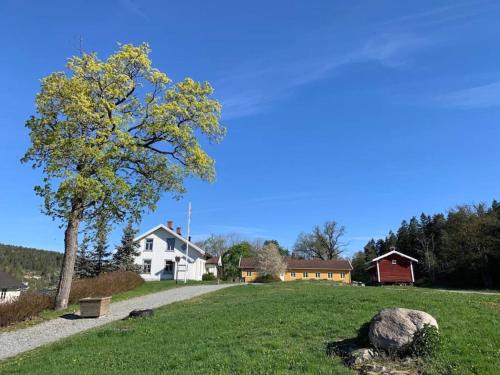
[368,308,438,351]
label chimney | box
[176,226,182,235]
[167,220,173,230]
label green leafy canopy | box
[22,43,226,224]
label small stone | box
[128,309,154,318]
[350,348,376,365]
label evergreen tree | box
[90,219,111,276]
[112,221,141,272]
[74,235,94,278]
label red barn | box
[367,249,418,285]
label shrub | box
[0,292,53,327]
[403,324,440,358]
[69,271,144,304]
[202,273,216,281]
[253,274,281,283]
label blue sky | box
[1,1,499,256]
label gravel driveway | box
[0,283,236,361]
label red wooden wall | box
[378,254,413,283]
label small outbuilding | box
[366,249,418,285]
[0,271,24,303]
[205,256,221,277]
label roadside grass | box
[1,282,499,374]
[0,280,202,333]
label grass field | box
[1,282,499,374]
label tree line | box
[0,244,62,289]
[351,201,500,289]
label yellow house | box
[240,258,352,283]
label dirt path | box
[0,284,236,361]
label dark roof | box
[239,257,352,270]
[206,256,220,265]
[286,258,352,270]
[240,257,258,269]
[0,271,23,289]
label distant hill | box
[0,243,62,289]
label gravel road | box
[0,284,236,361]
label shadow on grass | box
[325,321,371,364]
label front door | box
[162,260,174,280]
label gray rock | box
[350,348,376,365]
[368,308,438,351]
[128,309,154,318]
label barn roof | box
[370,250,418,263]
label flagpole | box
[184,202,191,284]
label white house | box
[0,271,23,303]
[205,256,222,277]
[134,220,207,281]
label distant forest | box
[352,201,500,289]
[0,243,62,289]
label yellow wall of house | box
[241,270,259,283]
[284,269,351,283]
[241,269,351,283]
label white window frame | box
[392,259,397,265]
[340,272,345,279]
[290,271,296,277]
[315,272,321,278]
[145,238,154,251]
[0,289,6,299]
[327,272,333,279]
[142,259,152,274]
[246,271,252,276]
[166,238,175,251]
[303,272,308,278]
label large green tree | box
[222,242,252,279]
[22,43,225,309]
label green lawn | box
[1,283,499,374]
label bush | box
[202,273,216,281]
[0,292,53,327]
[69,271,144,304]
[253,274,281,283]
[403,324,440,358]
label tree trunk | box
[55,199,83,310]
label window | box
[327,272,333,279]
[145,238,153,251]
[0,289,6,299]
[166,238,175,251]
[246,271,252,276]
[290,272,296,277]
[392,259,397,265]
[303,272,308,278]
[340,272,345,279]
[315,272,321,278]
[142,259,151,274]
[164,261,174,273]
